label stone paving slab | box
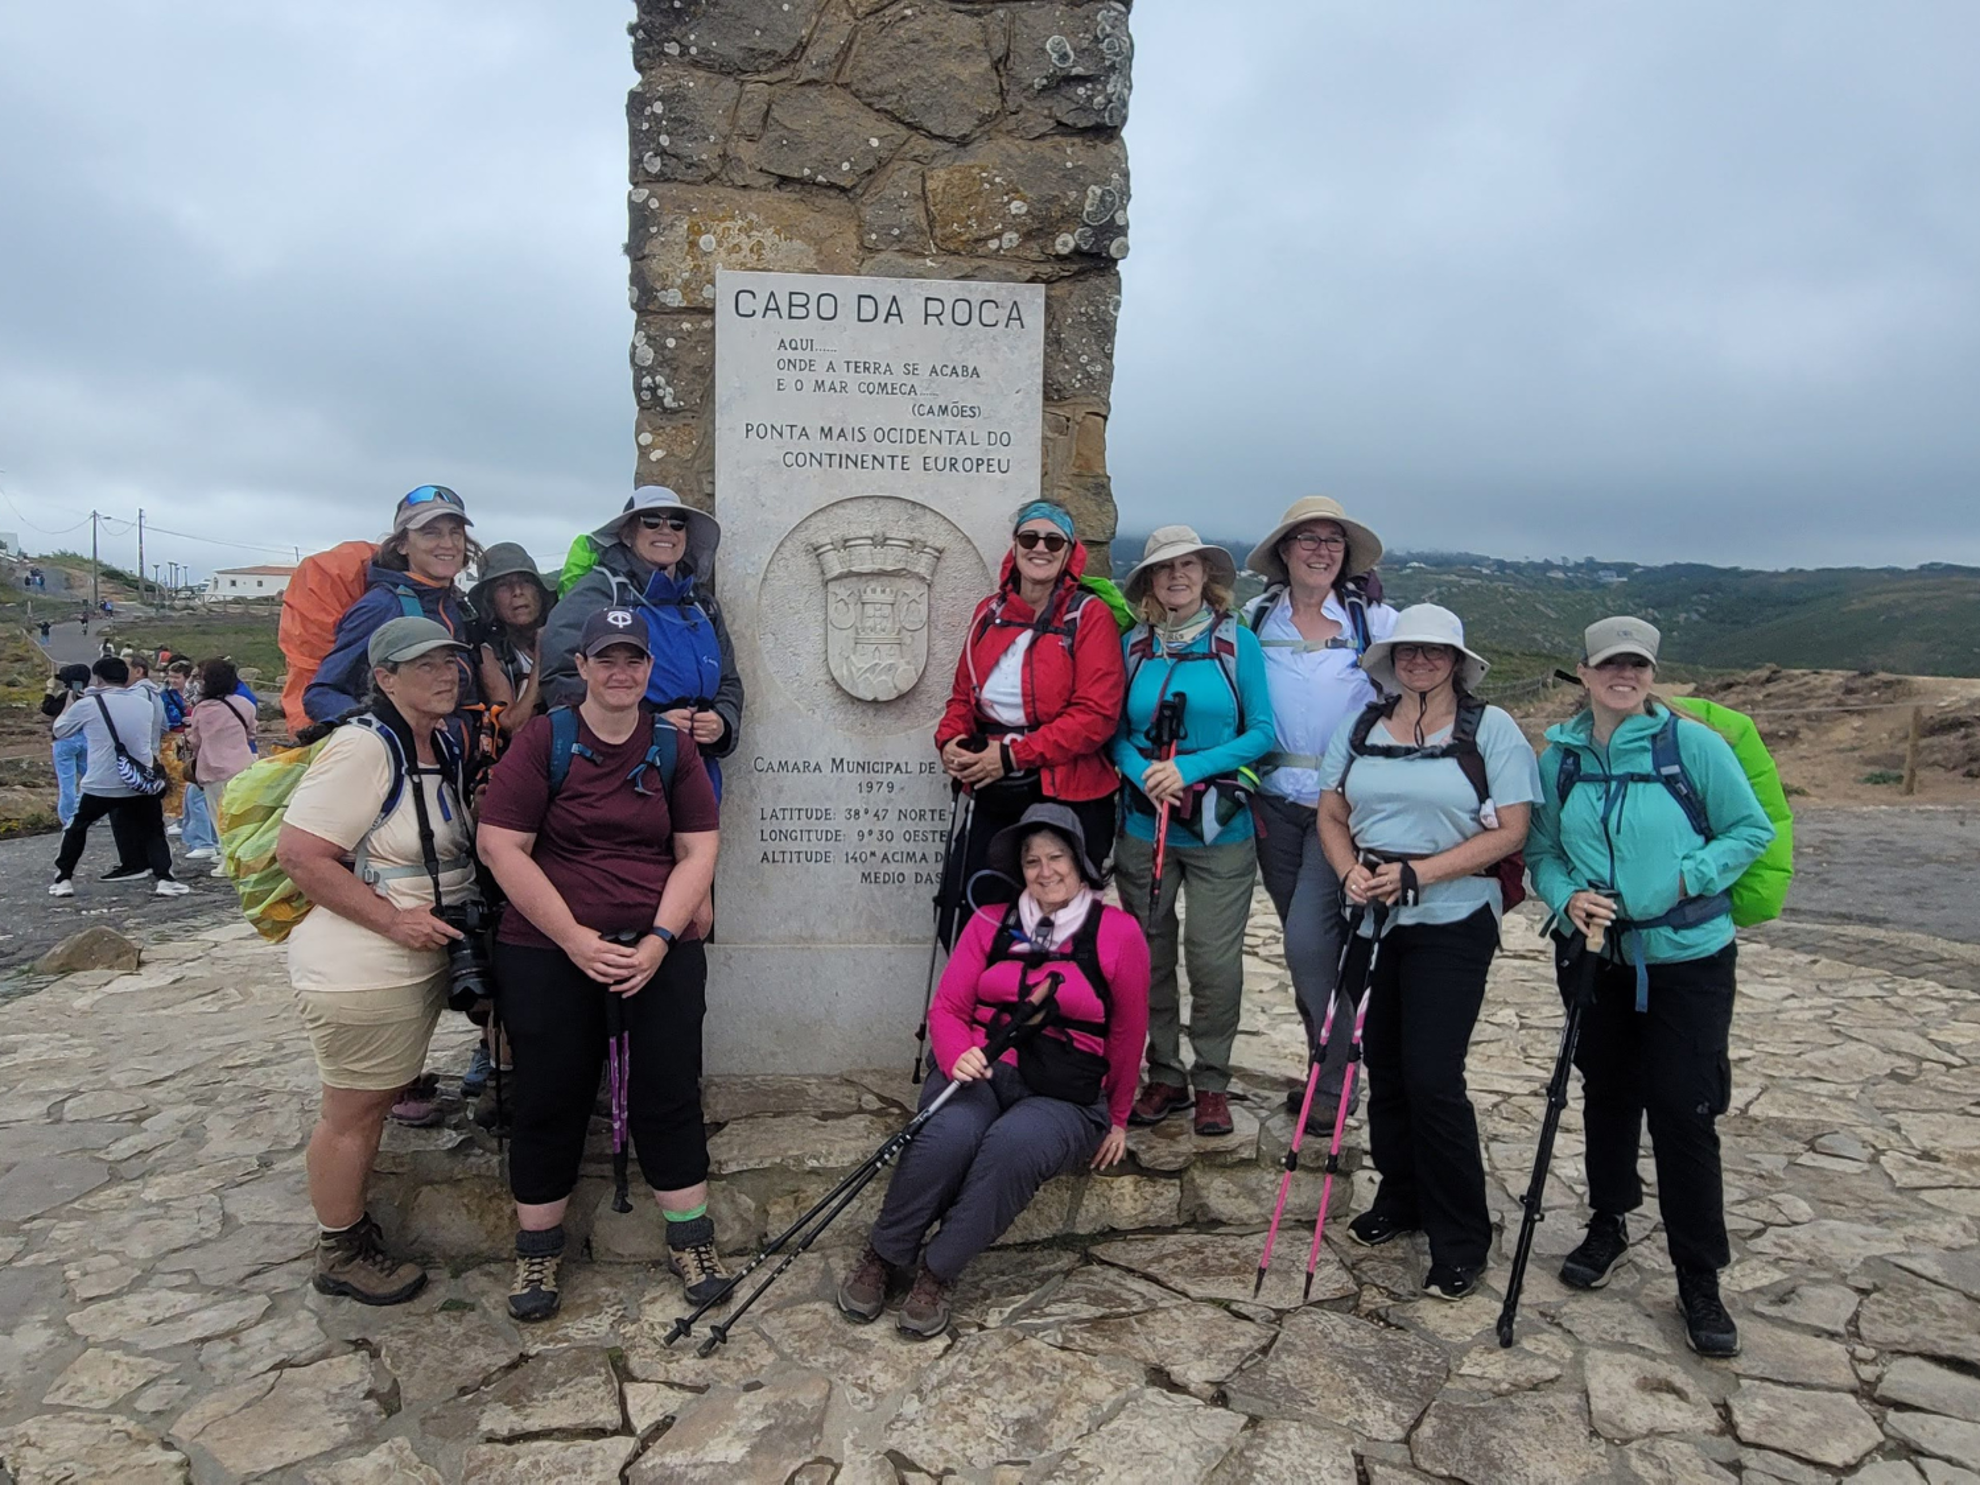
[1,900,1978,1481]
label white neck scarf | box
[1017,887,1095,951]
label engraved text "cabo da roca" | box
[730,288,1027,328]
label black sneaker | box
[100,865,149,883]
[1423,1263,1480,1301]
[1285,1084,1353,1134]
[508,1227,564,1323]
[1560,1213,1630,1290]
[1676,1268,1739,1357]
[1348,1209,1418,1248]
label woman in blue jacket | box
[1112,527,1274,1138]
[1527,616,1773,1360]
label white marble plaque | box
[708,268,1045,1072]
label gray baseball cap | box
[368,616,470,667]
[1582,615,1661,667]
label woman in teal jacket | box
[1527,616,1773,1361]
[1111,527,1274,1138]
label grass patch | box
[1860,769,1905,786]
[101,610,285,678]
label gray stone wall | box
[627,0,1131,568]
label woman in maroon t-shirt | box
[478,607,723,1324]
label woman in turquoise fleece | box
[1111,527,1274,1137]
[1526,615,1773,1360]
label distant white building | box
[207,564,296,601]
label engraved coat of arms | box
[812,535,944,702]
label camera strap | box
[405,758,448,913]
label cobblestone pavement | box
[2,900,1979,1484]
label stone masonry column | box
[627,0,1131,568]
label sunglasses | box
[1014,531,1069,553]
[400,484,464,511]
[637,514,690,532]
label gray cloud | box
[1,2,1974,577]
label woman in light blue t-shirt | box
[1317,604,1541,1301]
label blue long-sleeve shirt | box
[1112,617,1275,845]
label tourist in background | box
[1527,616,1773,1357]
[1242,496,1397,1130]
[1317,604,1538,1300]
[478,608,724,1322]
[43,663,92,830]
[182,657,260,877]
[48,656,187,899]
[277,618,479,1306]
[839,806,1148,1338]
[1113,527,1275,1139]
[933,500,1126,925]
[305,485,480,724]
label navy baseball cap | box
[579,607,652,658]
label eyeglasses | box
[1593,655,1653,671]
[1392,644,1453,663]
[1014,531,1069,553]
[637,514,690,532]
[399,485,464,511]
[1289,531,1346,552]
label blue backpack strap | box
[1553,744,1584,803]
[392,584,424,621]
[1651,712,1712,839]
[634,713,679,798]
[1341,580,1373,656]
[546,705,581,796]
[349,714,411,817]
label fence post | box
[1902,706,1922,797]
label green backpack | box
[558,533,601,597]
[1662,695,1794,927]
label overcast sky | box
[2,2,1975,580]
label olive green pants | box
[1113,830,1259,1094]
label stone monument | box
[624,1,1135,1070]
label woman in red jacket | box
[934,501,1126,929]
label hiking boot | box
[836,1242,903,1323]
[666,1216,730,1308]
[48,878,74,898]
[473,1084,512,1134]
[1193,1090,1235,1138]
[1423,1262,1481,1301]
[1676,1268,1739,1358]
[1128,1081,1192,1127]
[508,1227,564,1323]
[153,878,191,898]
[462,1042,494,1098]
[898,1263,954,1340]
[101,865,148,884]
[313,1215,427,1306]
[1560,1213,1630,1290]
[391,1074,443,1128]
[1348,1209,1418,1248]
[1286,1081,1359,1127]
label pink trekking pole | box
[1303,902,1390,1300]
[1255,902,1367,1296]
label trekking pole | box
[1497,922,1606,1348]
[912,780,971,1084]
[1300,901,1390,1301]
[674,973,1066,1354]
[603,992,633,1214]
[1144,694,1188,920]
[1255,903,1366,1296]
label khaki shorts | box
[294,976,446,1091]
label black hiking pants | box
[1360,906,1498,1270]
[54,792,173,881]
[1563,939,1737,1273]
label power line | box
[0,485,94,537]
[138,522,300,558]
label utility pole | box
[137,508,146,605]
[90,510,100,611]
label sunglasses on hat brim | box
[399,485,465,511]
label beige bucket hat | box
[1121,525,1239,605]
[1360,604,1490,693]
[1245,496,1383,586]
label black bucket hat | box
[984,803,1106,889]
[468,542,551,614]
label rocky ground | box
[2,896,1979,1484]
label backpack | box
[278,542,424,734]
[1125,613,1246,727]
[558,533,602,597]
[92,696,168,797]
[1241,577,1375,656]
[1553,702,1792,928]
[545,705,678,801]
[1339,694,1527,911]
[218,716,466,943]
[160,687,188,731]
[981,901,1114,1105]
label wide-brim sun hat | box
[468,542,551,611]
[1361,603,1490,693]
[594,485,720,575]
[1120,525,1238,605]
[984,803,1106,889]
[1245,496,1383,586]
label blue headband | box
[1013,501,1075,539]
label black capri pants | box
[493,939,710,1204]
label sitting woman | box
[934,500,1126,922]
[276,618,480,1306]
[837,805,1148,1338]
[477,607,724,1322]
[1316,604,1540,1300]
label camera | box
[439,900,499,1020]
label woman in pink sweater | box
[182,657,259,871]
[837,804,1149,1339]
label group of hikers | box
[147,481,1779,1363]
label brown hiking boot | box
[1128,1080,1192,1126]
[898,1263,954,1340]
[1193,1090,1235,1137]
[836,1242,903,1323]
[313,1215,427,1306]
[665,1215,731,1308]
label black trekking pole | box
[911,780,972,1084]
[1497,922,1606,1348]
[670,972,1067,1354]
[1143,694,1188,921]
